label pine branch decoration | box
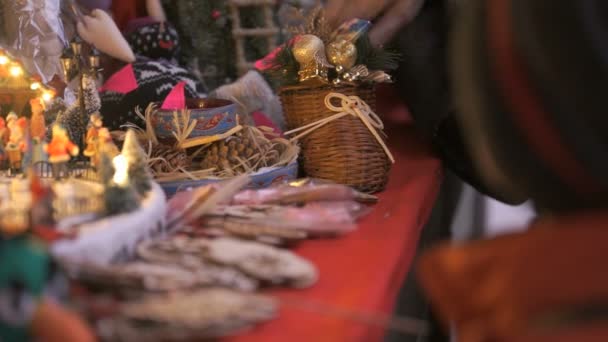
[123,129,153,196]
[265,41,300,86]
[288,5,333,43]
[355,34,401,71]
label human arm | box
[325,0,426,45]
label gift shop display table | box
[231,90,443,341]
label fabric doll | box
[99,0,205,130]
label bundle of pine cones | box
[134,104,295,180]
[195,127,288,177]
[148,127,291,178]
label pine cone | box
[198,130,258,174]
[149,143,191,174]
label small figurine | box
[0,118,7,170]
[29,98,46,142]
[0,117,7,142]
[83,113,103,167]
[6,118,28,174]
[44,125,79,179]
[5,112,17,146]
[95,127,119,165]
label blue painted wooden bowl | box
[153,98,238,141]
[160,160,299,197]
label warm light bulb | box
[30,82,41,90]
[41,91,54,102]
[0,56,8,65]
[9,65,23,77]
[112,154,129,186]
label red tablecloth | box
[229,90,443,342]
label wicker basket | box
[280,84,391,193]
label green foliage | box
[263,41,300,87]
[163,1,280,89]
[355,34,401,71]
[163,0,237,89]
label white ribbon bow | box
[285,92,395,164]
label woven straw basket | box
[280,84,391,193]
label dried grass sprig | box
[288,5,333,43]
[171,109,196,148]
[134,104,159,145]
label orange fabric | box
[229,87,442,342]
[31,300,96,342]
[418,211,608,342]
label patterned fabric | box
[126,21,180,62]
[101,60,206,130]
[0,237,52,341]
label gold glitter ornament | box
[326,39,358,71]
[292,34,331,83]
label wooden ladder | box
[228,0,279,75]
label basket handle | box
[284,92,395,164]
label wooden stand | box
[228,0,279,75]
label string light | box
[112,154,129,186]
[0,53,54,102]
[9,65,23,77]
[41,90,54,102]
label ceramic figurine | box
[96,127,120,164]
[0,117,7,143]
[5,112,17,146]
[0,118,7,170]
[83,113,103,167]
[44,125,79,180]
[29,98,46,143]
[6,118,28,174]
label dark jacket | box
[393,0,525,205]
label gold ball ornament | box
[292,34,331,82]
[292,34,326,65]
[326,39,358,71]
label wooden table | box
[230,89,443,341]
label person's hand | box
[325,0,425,45]
[77,9,135,63]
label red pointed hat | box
[161,81,186,110]
[99,64,138,94]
